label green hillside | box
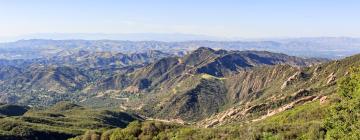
[0,102,143,140]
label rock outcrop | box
[281,71,306,90]
[327,72,336,85]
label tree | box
[110,121,142,140]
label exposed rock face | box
[123,86,140,93]
[242,103,269,114]
[225,65,299,102]
[252,95,317,122]
[196,54,360,127]
[320,96,328,105]
[202,107,243,128]
[199,93,321,127]
[327,72,336,85]
[292,89,312,99]
[281,71,307,90]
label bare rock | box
[292,89,311,99]
[281,71,306,90]
[326,72,336,85]
[320,96,328,105]
[205,120,219,128]
[123,86,139,93]
[253,96,317,122]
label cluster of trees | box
[69,120,281,140]
[325,67,360,139]
[69,121,181,140]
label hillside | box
[0,47,323,106]
[0,51,171,106]
[0,102,143,140]
[81,47,325,122]
[68,53,360,140]
[0,47,359,139]
[88,47,323,92]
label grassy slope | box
[0,102,142,140]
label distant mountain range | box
[0,37,360,59]
[0,33,227,42]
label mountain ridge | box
[1,38,360,59]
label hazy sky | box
[1,0,360,38]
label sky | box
[0,0,360,39]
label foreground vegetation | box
[71,100,328,140]
[325,67,360,139]
[71,66,360,140]
[0,102,141,140]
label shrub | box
[325,67,360,139]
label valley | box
[0,42,359,139]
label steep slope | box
[198,53,360,127]
[3,66,91,93]
[84,47,325,122]
[88,47,322,94]
[135,53,357,123]
[0,66,22,81]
